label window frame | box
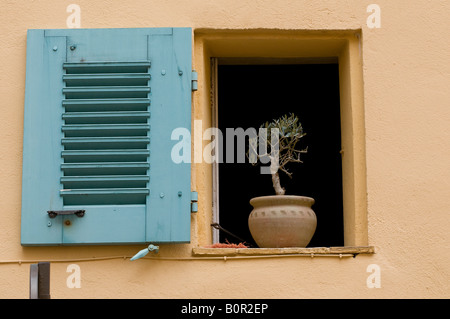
[194,29,368,248]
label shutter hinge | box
[191,70,198,91]
[191,191,198,213]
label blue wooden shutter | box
[21,28,192,245]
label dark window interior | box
[217,64,344,247]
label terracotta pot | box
[248,195,317,248]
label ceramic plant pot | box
[248,195,317,248]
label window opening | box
[216,63,343,247]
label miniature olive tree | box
[249,113,307,195]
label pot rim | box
[249,195,315,207]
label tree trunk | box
[271,171,285,195]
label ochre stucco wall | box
[0,0,449,299]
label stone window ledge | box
[192,246,376,258]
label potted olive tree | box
[247,113,317,248]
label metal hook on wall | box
[130,244,160,261]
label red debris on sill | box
[205,240,249,248]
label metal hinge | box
[191,70,198,91]
[191,191,198,213]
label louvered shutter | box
[21,28,192,245]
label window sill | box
[192,246,375,258]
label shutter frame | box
[21,31,66,245]
[21,28,192,245]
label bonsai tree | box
[249,113,307,195]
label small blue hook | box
[130,244,159,261]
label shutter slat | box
[62,111,150,124]
[63,86,151,99]
[61,162,150,168]
[63,61,151,74]
[61,188,150,195]
[62,124,150,137]
[61,162,149,176]
[61,136,150,150]
[63,73,151,86]
[61,150,149,163]
[61,175,149,188]
[62,98,150,112]
[61,175,149,182]
[60,188,150,205]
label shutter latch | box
[191,70,198,91]
[47,210,85,218]
[191,191,198,213]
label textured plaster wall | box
[0,0,449,298]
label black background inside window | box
[217,64,343,247]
